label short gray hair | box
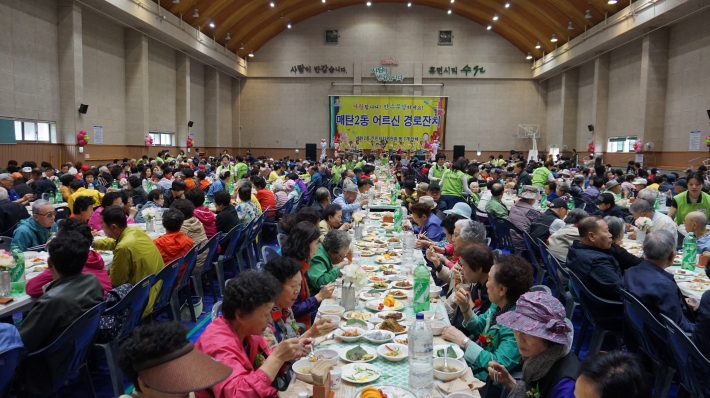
[456,219,486,243]
[629,198,654,214]
[603,216,624,240]
[685,211,707,226]
[636,188,658,205]
[272,181,283,192]
[558,182,570,193]
[322,229,352,254]
[565,208,589,225]
[643,230,676,261]
[0,187,7,201]
[0,173,10,181]
[32,199,52,214]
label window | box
[14,120,56,142]
[607,136,637,153]
[149,132,175,146]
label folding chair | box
[0,344,25,394]
[522,231,545,285]
[214,225,243,294]
[537,239,578,319]
[192,232,223,303]
[148,258,182,321]
[262,246,281,263]
[491,217,523,255]
[171,245,200,322]
[662,314,710,398]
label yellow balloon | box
[83,136,89,142]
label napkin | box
[436,368,486,395]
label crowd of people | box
[2,148,708,398]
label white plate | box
[361,265,378,272]
[375,257,402,264]
[340,320,374,330]
[377,311,406,322]
[342,363,382,384]
[335,327,367,343]
[433,344,464,360]
[384,289,410,300]
[368,282,391,291]
[339,345,378,363]
[366,299,405,312]
[375,321,409,335]
[355,385,416,397]
[363,330,395,344]
[368,276,390,283]
[344,310,375,322]
[377,343,409,362]
[360,291,383,301]
[389,281,413,290]
[394,334,409,345]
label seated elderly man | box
[307,229,352,295]
[566,216,622,301]
[13,199,58,251]
[333,184,368,223]
[685,211,710,254]
[0,187,29,235]
[624,229,695,333]
[628,198,676,238]
[310,187,331,214]
[484,182,508,219]
[604,179,629,209]
[595,192,625,219]
[507,186,541,252]
[0,172,33,204]
[548,208,589,263]
[529,198,569,243]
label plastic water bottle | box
[654,194,660,210]
[393,206,402,233]
[112,179,118,190]
[390,188,397,205]
[567,195,574,210]
[413,261,430,313]
[540,192,547,210]
[682,232,698,271]
[408,313,434,396]
[9,245,25,294]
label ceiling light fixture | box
[526,52,532,60]
[270,1,275,6]
[585,9,592,18]
[322,0,326,3]
[239,42,245,49]
[450,0,454,3]
[225,33,231,41]
[551,34,558,42]
[209,21,215,28]
[248,51,254,57]
[366,1,371,5]
[447,9,452,14]
[287,21,291,28]
[608,0,617,3]
[487,25,492,30]
[172,0,180,4]
[407,2,411,6]
[535,41,541,49]
[568,22,574,30]
[192,8,199,17]
[493,13,498,20]
[505,2,510,7]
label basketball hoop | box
[516,124,540,161]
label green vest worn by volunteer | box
[331,165,345,183]
[430,164,447,182]
[672,191,710,225]
[441,169,465,197]
[531,167,550,187]
[235,162,248,179]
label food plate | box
[339,345,378,363]
[391,281,413,289]
[344,310,374,321]
[340,320,375,330]
[368,276,389,283]
[361,265,377,271]
[335,327,367,343]
[673,268,697,275]
[374,248,388,254]
[378,264,400,271]
[360,291,383,301]
[360,251,376,257]
[355,385,416,398]
[687,282,710,291]
[433,344,464,360]
[394,334,409,345]
[384,289,409,300]
[377,344,409,362]
[377,311,405,322]
[363,330,395,344]
[342,363,382,384]
[366,298,405,312]
[368,213,383,219]
[376,319,409,335]
[376,256,402,264]
[292,359,315,383]
[362,235,378,242]
[369,281,390,290]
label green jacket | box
[331,165,345,184]
[94,227,165,317]
[12,217,58,251]
[485,197,509,219]
[531,167,551,187]
[236,162,249,180]
[306,244,339,295]
[461,304,521,381]
[441,169,465,197]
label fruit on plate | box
[361,387,387,398]
[383,295,396,307]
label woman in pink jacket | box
[195,270,311,398]
[87,192,134,231]
[26,219,112,297]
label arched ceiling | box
[155,0,627,59]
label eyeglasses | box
[35,211,56,219]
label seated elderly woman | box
[307,229,352,295]
[574,351,650,398]
[282,221,335,328]
[262,256,336,347]
[195,270,311,397]
[442,254,533,382]
[416,212,465,252]
[272,181,289,209]
[411,202,445,243]
[487,291,579,398]
[604,216,642,272]
[318,204,352,242]
[548,208,589,263]
[430,243,494,334]
[427,219,487,270]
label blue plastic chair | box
[148,257,183,321]
[522,230,545,285]
[262,246,281,263]
[621,290,676,398]
[491,217,522,255]
[235,219,257,272]
[537,239,578,319]
[567,269,623,356]
[216,224,244,282]
[252,209,270,263]
[0,343,25,395]
[24,302,106,398]
[171,245,200,322]
[192,232,223,303]
[662,314,710,398]
[94,275,153,398]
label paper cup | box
[329,366,342,390]
[698,253,709,268]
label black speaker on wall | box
[188,121,194,128]
[588,125,594,132]
[453,145,465,160]
[305,144,317,161]
[78,104,89,114]
[706,110,710,120]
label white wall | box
[0,0,59,122]
[606,41,643,142]
[189,59,205,141]
[81,7,125,145]
[576,62,594,151]
[663,10,710,152]
[148,38,176,134]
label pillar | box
[125,30,150,144]
[639,29,670,150]
[591,54,610,150]
[176,52,190,148]
[204,67,220,147]
[57,0,83,144]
